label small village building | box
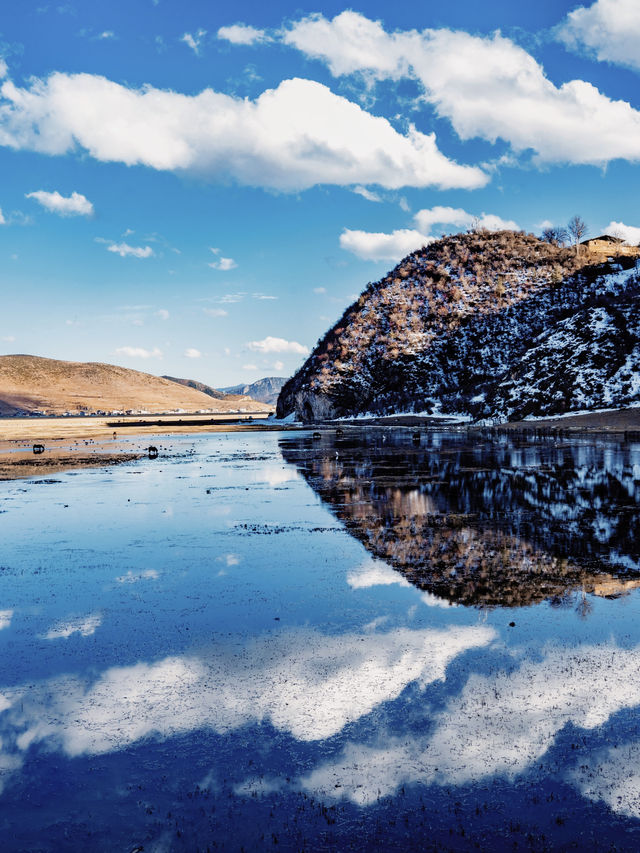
[580,234,640,260]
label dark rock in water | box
[275,231,640,423]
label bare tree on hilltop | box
[567,215,588,255]
[541,226,568,247]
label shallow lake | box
[2,427,640,850]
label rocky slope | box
[221,377,286,405]
[162,375,248,402]
[276,231,640,422]
[0,355,270,416]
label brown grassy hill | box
[0,355,271,416]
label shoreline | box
[2,407,640,481]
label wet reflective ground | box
[2,428,640,850]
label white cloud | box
[0,610,12,630]
[0,59,7,79]
[413,206,519,234]
[115,346,162,359]
[242,363,258,370]
[247,336,309,355]
[116,569,158,584]
[0,72,486,191]
[0,625,492,771]
[557,0,640,71]
[42,613,102,640]
[216,553,240,567]
[217,23,269,45]
[347,559,411,589]
[284,11,640,168]
[273,360,284,371]
[339,227,431,262]
[25,189,94,216]
[573,740,640,818]
[209,248,237,270]
[155,308,170,320]
[107,242,154,258]
[341,207,520,262]
[302,641,640,806]
[602,220,640,244]
[252,292,277,300]
[313,286,326,294]
[352,185,382,202]
[184,347,202,358]
[98,30,115,40]
[203,307,228,318]
[181,29,206,55]
[218,293,245,304]
[0,208,5,225]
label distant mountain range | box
[162,375,245,401]
[220,377,287,406]
[277,230,640,422]
[0,355,271,416]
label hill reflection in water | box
[279,429,640,608]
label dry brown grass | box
[0,355,272,416]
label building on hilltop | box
[581,234,640,260]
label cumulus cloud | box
[181,29,207,55]
[217,23,270,45]
[184,347,202,358]
[0,208,5,225]
[302,642,640,806]
[42,613,102,640]
[0,625,493,775]
[0,72,486,191]
[413,206,519,233]
[341,207,519,261]
[346,559,411,589]
[0,610,12,630]
[107,242,153,258]
[603,220,640,244]
[556,0,640,71]
[247,336,309,355]
[573,740,640,818]
[209,248,237,270]
[115,346,162,359]
[339,228,431,262]
[25,189,94,216]
[155,308,170,320]
[284,11,640,168]
[203,307,228,317]
[116,569,158,584]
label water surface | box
[1,428,640,850]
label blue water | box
[1,428,640,850]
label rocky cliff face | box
[276,231,640,422]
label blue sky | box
[1,0,639,386]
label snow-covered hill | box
[276,231,640,422]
